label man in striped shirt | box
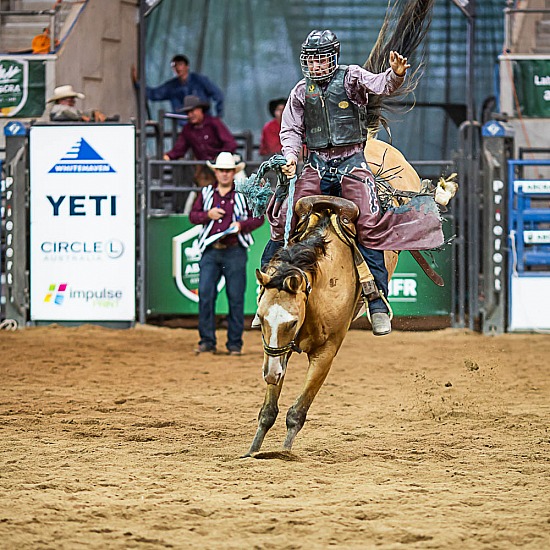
[190,153,264,355]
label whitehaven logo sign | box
[49,137,115,173]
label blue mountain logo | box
[49,138,115,173]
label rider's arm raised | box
[344,63,405,100]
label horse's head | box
[255,267,311,385]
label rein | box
[260,268,311,357]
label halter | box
[260,268,311,357]
[262,334,303,357]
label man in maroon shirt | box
[163,95,238,188]
[164,95,237,161]
[189,152,264,355]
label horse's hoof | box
[240,451,256,459]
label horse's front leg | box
[243,378,285,457]
[283,344,337,451]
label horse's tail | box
[363,0,435,135]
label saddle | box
[294,195,359,241]
[293,195,383,308]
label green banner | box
[388,247,452,316]
[0,58,46,118]
[146,215,452,318]
[514,59,550,117]
[147,216,267,315]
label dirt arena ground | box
[0,324,549,549]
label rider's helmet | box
[300,29,340,81]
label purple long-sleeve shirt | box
[280,65,404,162]
[166,114,237,160]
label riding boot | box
[260,238,284,270]
[356,243,392,336]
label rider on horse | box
[260,29,447,336]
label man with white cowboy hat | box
[189,152,264,356]
[47,84,106,122]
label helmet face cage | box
[300,51,339,81]
[300,30,340,81]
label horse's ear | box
[256,269,271,287]
[283,274,304,294]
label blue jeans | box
[198,245,247,351]
[356,243,389,314]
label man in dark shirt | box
[132,54,224,117]
[189,152,264,355]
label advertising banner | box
[514,59,550,117]
[147,216,452,317]
[388,248,452,317]
[0,58,46,118]
[147,216,266,315]
[29,125,136,321]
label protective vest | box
[304,65,367,149]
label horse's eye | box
[290,320,298,329]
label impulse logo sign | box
[43,282,123,308]
[49,138,115,174]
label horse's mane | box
[264,217,330,291]
[364,0,435,135]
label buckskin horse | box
[246,195,379,455]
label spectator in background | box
[47,85,108,122]
[259,97,286,159]
[163,95,237,187]
[132,54,224,117]
[189,152,264,355]
[31,27,59,54]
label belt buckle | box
[212,242,227,250]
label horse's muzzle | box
[263,354,289,385]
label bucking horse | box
[243,0,457,456]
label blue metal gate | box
[507,159,550,331]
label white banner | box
[29,125,136,321]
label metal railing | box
[454,120,482,330]
[1,141,27,326]
[0,5,60,53]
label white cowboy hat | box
[47,85,85,103]
[206,152,245,173]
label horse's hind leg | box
[244,379,285,457]
[283,347,335,451]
